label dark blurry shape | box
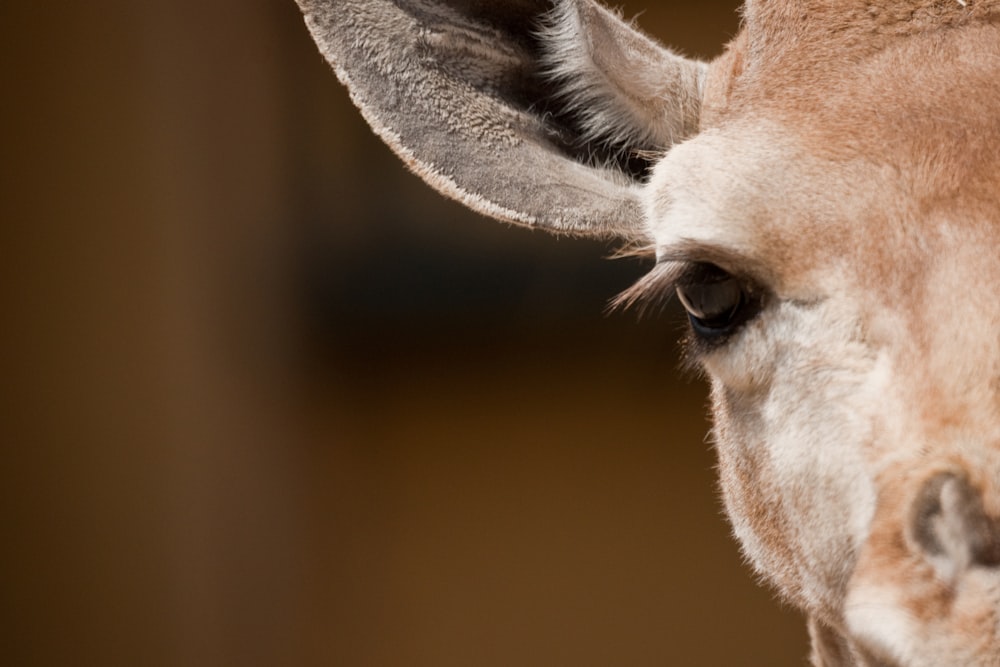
[1,1,807,666]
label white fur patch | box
[846,585,917,666]
[643,125,791,268]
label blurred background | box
[2,1,809,665]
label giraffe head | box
[296,1,1000,662]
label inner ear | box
[539,0,707,171]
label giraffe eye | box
[676,264,761,341]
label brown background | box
[3,1,809,665]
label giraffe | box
[294,1,1000,663]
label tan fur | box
[655,4,1000,663]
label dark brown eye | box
[676,264,761,341]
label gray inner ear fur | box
[296,0,706,239]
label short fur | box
[296,1,1000,664]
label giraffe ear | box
[295,0,706,239]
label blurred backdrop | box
[2,1,809,665]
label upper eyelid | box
[658,244,747,274]
[657,241,775,287]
